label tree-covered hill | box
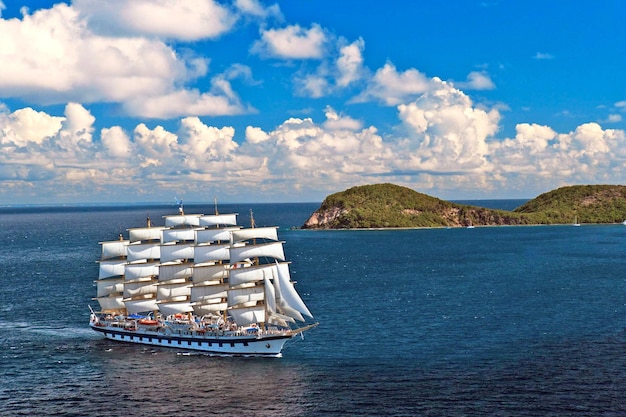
[302,183,626,229]
[513,184,626,224]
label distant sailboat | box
[573,216,581,227]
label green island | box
[302,183,626,229]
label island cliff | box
[302,183,626,229]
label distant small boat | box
[622,220,626,225]
[573,216,581,227]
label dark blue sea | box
[1,202,626,416]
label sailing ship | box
[89,202,317,357]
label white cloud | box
[178,116,238,162]
[336,38,365,88]
[295,72,331,98]
[235,0,282,20]
[133,123,178,161]
[293,37,366,98]
[0,3,250,118]
[455,71,496,90]
[353,62,435,105]
[73,0,237,40]
[101,126,132,159]
[490,122,626,191]
[533,52,554,60]
[322,107,363,131]
[0,107,64,146]
[245,126,270,144]
[251,24,327,59]
[396,81,500,174]
[1,100,626,203]
[123,79,251,119]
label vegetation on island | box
[302,183,626,229]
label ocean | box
[1,202,625,416]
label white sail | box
[194,243,230,263]
[127,242,161,262]
[164,214,201,227]
[192,302,228,315]
[125,297,158,314]
[192,264,229,285]
[270,269,304,321]
[96,295,125,312]
[158,300,193,315]
[228,285,264,307]
[229,241,285,264]
[98,259,126,279]
[157,281,191,300]
[199,213,238,226]
[196,227,240,244]
[231,227,279,243]
[96,277,124,297]
[123,280,157,298]
[229,305,265,326]
[129,226,166,243]
[264,276,276,314]
[100,240,128,259]
[160,243,194,263]
[125,261,159,280]
[159,262,193,282]
[278,303,305,322]
[191,283,228,302]
[162,228,198,243]
[267,312,296,326]
[229,264,276,286]
[276,262,313,319]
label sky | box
[0,0,625,205]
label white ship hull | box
[90,322,293,357]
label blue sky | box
[0,0,625,205]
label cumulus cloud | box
[101,126,132,159]
[123,84,250,119]
[251,24,327,59]
[0,102,392,200]
[455,71,496,90]
[1,98,626,202]
[234,0,282,20]
[322,107,363,131]
[0,3,251,118]
[491,122,626,191]
[245,126,270,144]
[0,3,625,203]
[0,107,64,146]
[73,0,237,40]
[353,62,435,105]
[295,72,331,98]
[336,38,366,88]
[395,81,500,174]
[264,30,365,98]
